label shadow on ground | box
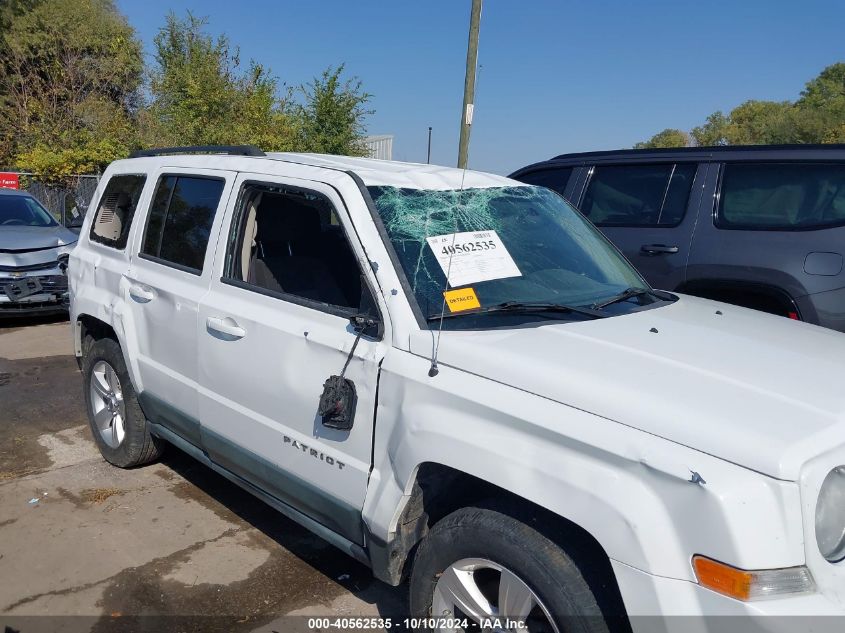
[0,312,69,332]
[87,447,411,632]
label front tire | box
[410,504,612,633]
[82,336,162,467]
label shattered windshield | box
[368,185,660,327]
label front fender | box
[364,349,805,582]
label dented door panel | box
[196,173,389,545]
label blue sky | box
[116,0,845,175]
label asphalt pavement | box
[0,316,406,632]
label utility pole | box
[427,127,432,164]
[457,0,482,169]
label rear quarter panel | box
[70,165,154,386]
[687,162,845,322]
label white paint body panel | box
[196,173,391,537]
[406,295,845,481]
[124,168,236,420]
[69,153,845,619]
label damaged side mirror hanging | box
[317,313,380,431]
[318,374,357,431]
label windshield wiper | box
[427,301,608,322]
[591,287,658,310]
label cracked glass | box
[368,185,650,324]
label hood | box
[409,294,845,481]
[0,224,78,252]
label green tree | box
[794,63,845,142]
[724,100,795,144]
[691,102,795,146]
[634,128,689,149]
[686,63,845,147]
[142,15,373,156]
[0,0,143,180]
[142,12,295,150]
[797,63,845,110]
[291,65,373,156]
[691,111,730,146]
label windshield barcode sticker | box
[426,230,522,287]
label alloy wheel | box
[89,360,126,448]
[432,557,560,632]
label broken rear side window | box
[90,175,146,249]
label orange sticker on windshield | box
[444,288,481,313]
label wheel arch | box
[676,278,801,319]
[76,313,118,352]
[367,461,627,619]
[75,312,142,391]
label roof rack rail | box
[129,145,265,158]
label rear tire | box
[410,503,612,633]
[82,336,162,467]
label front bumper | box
[613,560,845,633]
[0,267,69,316]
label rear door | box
[125,167,235,446]
[688,161,845,312]
[575,162,706,291]
[196,172,389,545]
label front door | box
[576,162,708,291]
[197,173,388,545]
[125,168,234,446]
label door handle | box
[206,316,246,340]
[641,244,679,255]
[128,283,155,303]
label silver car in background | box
[0,189,76,317]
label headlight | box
[815,466,845,562]
[58,254,69,275]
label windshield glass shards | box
[368,185,672,328]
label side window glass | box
[516,167,573,198]
[658,164,697,225]
[581,163,695,227]
[141,175,225,273]
[719,163,845,229]
[89,175,146,249]
[226,183,371,312]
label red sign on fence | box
[0,173,19,189]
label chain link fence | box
[12,173,100,226]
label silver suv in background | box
[511,144,845,332]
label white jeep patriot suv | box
[70,146,845,632]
